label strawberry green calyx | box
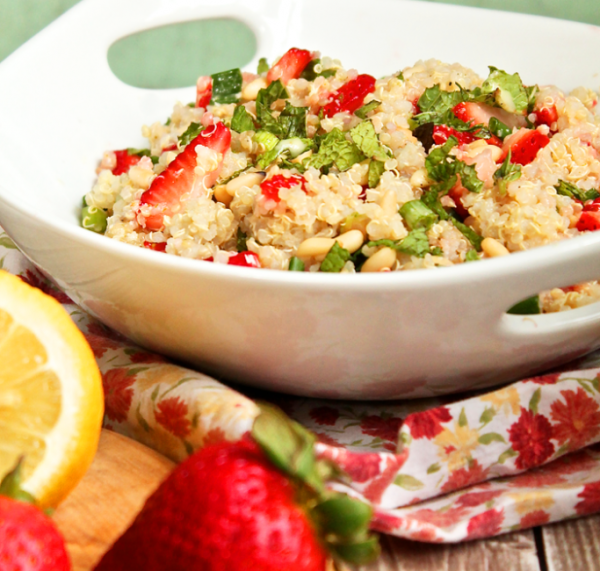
[0,458,37,505]
[252,403,381,566]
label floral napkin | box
[1,228,599,543]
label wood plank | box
[359,531,541,571]
[53,429,175,571]
[542,515,600,571]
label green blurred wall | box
[1,0,598,87]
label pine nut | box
[380,190,397,213]
[213,185,232,206]
[488,145,503,162]
[481,237,509,257]
[296,237,335,258]
[242,77,267,101]
[225,172,266,195]
[410,168,427,187]
[361,247,397,272]
[335,230,364,253]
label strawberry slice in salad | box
[453,101,527,132]
[112,150,142,175]
[502,128,550,166]
[266,48,313,85]
[139,122,231,231]
[260,174,307,203]
[196,76,213,108]
[323,74,376,117]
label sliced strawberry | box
[432,124,476,146]
[535,105,558,128]
[112,150,141,175]
[453,101,527,131]
[228,251,261,268]
[266,48,313,85]
[503,128,550,166]
[139,122,231,231]
[584,198,600,212]
[162,143,178,153]
[260,174,306,203]
[196,76,213,108]
[577,210,600,232]
[143,241,167,252]
[323,74,376,117]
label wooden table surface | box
[54,430,600,571]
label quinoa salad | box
[83,48,600,314]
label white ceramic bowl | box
[2,0,600,399]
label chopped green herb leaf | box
[187,102,195,108]
[236,228,248,252]
[254,130,279,152]
[421,189,450,221]
[278,102,308,139]
[126,148,151,157]
[555,180,600,203]
[257,137,315,169]
[425,136,459,182]
[368,228,432,258]
[451,219,483,251]
[280,158,306,173]
[368,159,385,188]
[489,117,511,140]
[355,100,381,119]
[211,68,243,104]
[525,85,539,114]
[507,295,541,315]
[481,67,528,115]
[320,242,350,272]
[350,121,391,162]
[255,79,289,134]
[400,200,438,230]
[307,128,365,172]
[288,256,305,271]
[397,72,404,81]
[231,105,255,133]
[164,117,171,126]
[219,166,252,186]
[257,57,269,74]
[418,85,464,115]
[178,122,204,147]
[460,163,484,193]
[300,59,319,81]
[431,246,444,256]
[465,249,479,262]
[494,151,522,195]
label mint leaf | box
[231,105,255,133]
[489,117,511,140]
[507,295,541,315]
[355,100,381,119]
[257,57,269,74]
[555,180,600,203]
[370,229,432,258]
[257,137,314,169]
[126,148,151,157]
[288,256,305,271]
[418,85,464,114]
[425,136,459,182]
[320,242,350,272]
[178,122,203,147]
[481,67,528,115]
[278,102,308,138]
[494,151,522,195]
[421,189,450,221]
[465,249,479,262]
[350,121,391,162]
[397,71,404,81]
[236,228,248,252]
[307,129,365,172]
[459,163,484,193]
[525,85,539,114]
[368,159,385,188]
[255,80,289,134]
[211,68,242,104]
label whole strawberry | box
[0,462,70,571]
[95,405,379,571]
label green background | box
[1,0,598,88]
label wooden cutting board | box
[52,429,175,571]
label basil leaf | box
[257,57,269,74]
[355,100,381,119]
[489,117,511,140]
[555,180,600,203]
[178,122,204,147]
[451,219,483,251]
[278,102,308,139]
[211,68,243,104]
[494,151,522,195]
[481,67,528,115]
[307,128,365,172]
[368,159,385,188]
[320,242,350,272]
[231,105,255,133]
[350,121,391,162]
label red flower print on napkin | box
[19,269,73,305]
[103,368,137,423]
[403,407,452,439]
[575,482,600,516]
[155,397,191,438]
[508,408,554,470]
[410,506,469,528]
[527,373,561,385]
[520,510,550,528]
[550,388,600,450]
[309,406,340,426]
[441,459,489,494]
[360,415,403,442]
[456,489,503,508]
[466,508,504,539]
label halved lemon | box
[0,270,103,508]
